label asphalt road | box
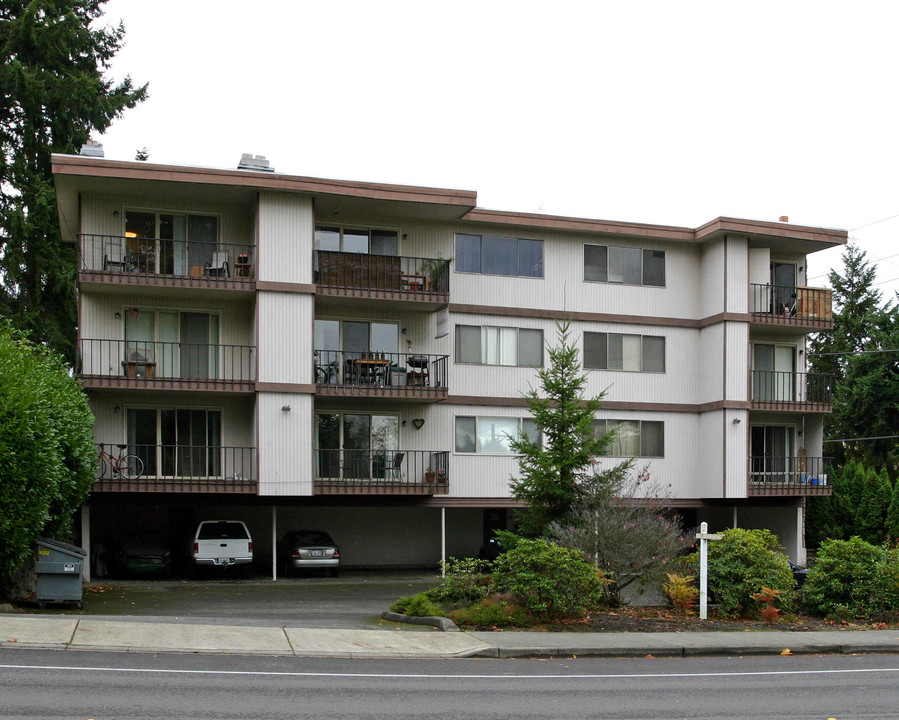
[4,649,899,719]
[18,571,442,629]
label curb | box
[380,610,459,632]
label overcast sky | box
[95,0,899,301]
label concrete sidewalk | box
[3,614,899,659]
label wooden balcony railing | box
[79,234,255,282]
[750,284,833,325]
[78,339,255,386]
[750,370,832,410]
[314,250,450,295]
[94,443,256,493]
[748,456,832,496]
[314,449,449,494]
[314,350,448,389]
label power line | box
[808,348,899,357]
[850,213,899,232]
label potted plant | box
[418,255,452,292]
[425,465,436,483]
[436,468,446,483]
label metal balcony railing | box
[79,339,255,383]
[314,350,448,389]
[750,370,833,409]
[94,443,256,491]
[314,449,449,491]
[314,250,450,294]
[750,283,833,324]
[748,456,831,488]
[79,234,255,281]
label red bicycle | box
[98,443,144,480]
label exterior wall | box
[257,392,312,496]
[257,192,313,284]
[748,247,771,286]
[725,235,749,314]
[257,291,314,384]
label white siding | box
[726,235,749,314]
[258,192,313,284]
[257,392,312,496]
[257,292,313,384]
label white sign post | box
[695,522,723,620]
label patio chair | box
[205,250,230,278]
[103,242,130,272]
[384,452,405,481]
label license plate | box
[310,550,324,557]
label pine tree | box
[885,476,899,541]
[508,320,627,535]
[0,1,147,362]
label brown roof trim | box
[449,303,750,329]
[695,217,848,245]
[51,154,478,209]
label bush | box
[491,538,607,619]
[389,593,444,617]
[690,528,794,617]
[870,547,899,618]
[802,537,882,618]
[448,594,531,628]
[663,573,698,616]
[427,557,492,607]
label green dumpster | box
[33,538,86,609]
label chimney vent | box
[80,140,104,158]
[238,153,274,172]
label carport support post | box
[441,507,446,578]
[80,504,91,582]
[272,506,277,581]
[696,522,722,620]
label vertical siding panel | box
[257,393,312,496]
[258,192,312,284]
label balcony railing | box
[314,350,448,389]
[314,449,449,494]
[94,443,256,493]
[748,456,832,495]
[314,250,450,295]
[750,370,833,410]
[79,339,255,385]
[750,284,833,325]
[79,234,255,281]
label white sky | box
[96,0,899,301]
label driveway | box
[21,570,442,630]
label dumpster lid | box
[33,538,87,557]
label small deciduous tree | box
[0,321,95,590]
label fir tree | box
[0,1,147,362]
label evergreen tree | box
[0,1,147,362]
[885,476,899,541]
[509,320,627,535]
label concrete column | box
[441,507,446,578]
[80,504,91,582]
[271,506,277,580]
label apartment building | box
[52,151,846,578]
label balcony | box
[78,339,255,392]
[93,443,257,493]
[750,284,833,330]
[314,350,448,401]
[314,250,449,306]
[750,370,833,412]
[78,234,255,290]
[313,449,449,495]
[748,456,832,496]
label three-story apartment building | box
[53,150,846,578]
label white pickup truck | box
[190,520,253,574]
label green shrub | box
[448,594,531,628]
[491,538,607,619]
[390,593,444,617]
[870,547,899,618]
[689,528,794,617]
[802,537,882,618]
[427,557,492,606]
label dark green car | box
[116,535,173,577]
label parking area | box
[21,570,442,630]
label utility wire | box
[850,213,899,232]
[808,348,899,357]
[823,434,899,444]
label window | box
[315,226,398,255]
[315,412,399,479]
[584,332,665,372]
[455,233,543,277]
[584,244,665,287]
[124,308,220,379]
[127,407,222,477]
[125,210,219,275]
[454,416,539,453]
[592,419,664,457]
[455,325,543,366]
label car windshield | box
[198,522,248,540]
[290,531,333,546]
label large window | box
[592,419,664,457]
[455,325,543,366]
[127,407,222,477]
[454,416,539,453]
[125,210,219,275]
[584,332,665,372]
[455,233,543,278]
[315,226,398,255]
[124,308,219,379]
[584,244,665,286]
[315,412,399,479]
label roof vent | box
[237,153,274,172]
[79,140,104,158]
